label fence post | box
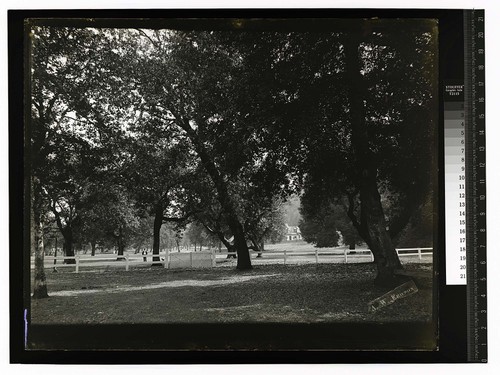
[125,255,129,271]
[284,249,287,265]
[211,248,215,267]
[370,251,374,262]
[164,248,168,268]
[315,248,318,264]
[75,256,79,273]
[167,248,170,269]
[418,248,422,260]
[344,249,348,264]
[190,252,193,268]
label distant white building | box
[285,224,302,241]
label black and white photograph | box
[20,13,441,352]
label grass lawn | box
[31,262,434,325]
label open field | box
[31,261,433,325]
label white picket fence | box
[227,247,432,265]
[30,247,432,273]
[30,248,216,273]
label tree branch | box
[198,219,233,250]
[134,28,159,49]
[162,210,200,224]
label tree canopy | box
[29,19,438,296]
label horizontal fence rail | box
[31,247,433,273]
[225,247,433,265]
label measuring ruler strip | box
[464,9,487,363]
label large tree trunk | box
[210,184,251,268]
[116,227,126,260]
[226,216,252,269]
[90,241,96,256]
[343,30,403,286]
[51,201,76,264]
[359,169,403,285]
[62,230,76,264]
[151,203,163,266]
[32,177,49,299]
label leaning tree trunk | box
[32,177,48,299]
[343,30,403,286]
[151,203,163,266]
[178,120,252,270]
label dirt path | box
[48,274,278,297]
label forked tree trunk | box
[32,177,48,299]
[343,30,403,286]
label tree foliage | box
[264,23,437,284]
[29,20,437,289]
